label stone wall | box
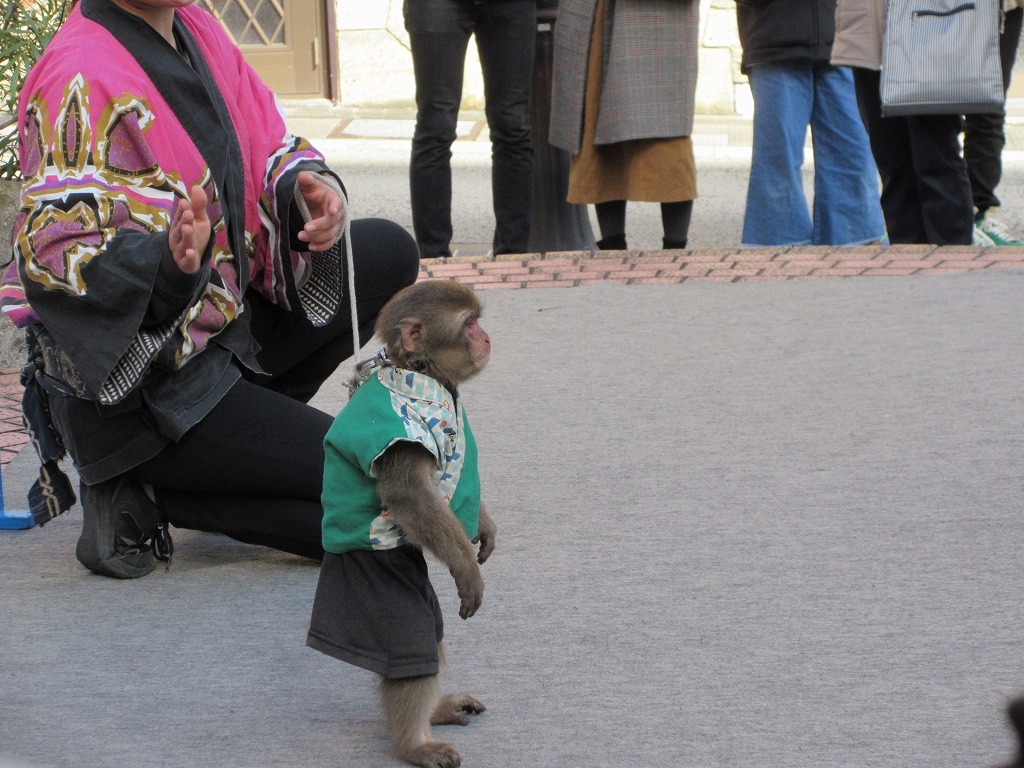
[698,0,750,116]
[336,0,748,115]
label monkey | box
[306,280,497,768]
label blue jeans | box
[405,0,536,259]
[742,62,885,247]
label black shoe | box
[76,477,173,579]
[596,234,628,251]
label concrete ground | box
[1,270,1023,768]
[1,109,1023,768]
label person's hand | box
[168,184,211,275]
[296,171,345,251]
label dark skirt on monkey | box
[307,546,445,679]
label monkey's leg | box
[381,673,462,768]
[429,642,485,725]
[431,695,486,726]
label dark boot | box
[596,234,627,251]
[662,238,688,250]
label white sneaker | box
[975,214,1023,246]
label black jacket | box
[735,0,836,74]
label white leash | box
[339,190,360,360]
[337,189,388,397]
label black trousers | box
[128,218,420,559]
[963,6,1023,216]
[405,0,536,259]
[852,68,973,245]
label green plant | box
[0,0,71,179]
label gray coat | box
[549,0,700,153]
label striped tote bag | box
[880,0,1003,116]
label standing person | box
[832,0,974,245]
[736,0,885,247]
[405,0,536,260]
[0,0,420,578]
[964,0,1024,246]
[549,0,699,251]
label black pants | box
[852,68,973,245]
[963,6,1023,216]
[128,218,420,559]
[405,0,536,259]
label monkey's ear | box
[399,319,427,354]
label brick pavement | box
[1,244,1022,469]
[419,243,1024,288]
[0,367,23,468]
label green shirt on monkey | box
[321,365,481,554]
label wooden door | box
[198,0,326,98]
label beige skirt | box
[567,0,698,204]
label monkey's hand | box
[473,504,497,564]
[450,558,484,620]
[375,442,485,620]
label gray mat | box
[2,271,1022,767]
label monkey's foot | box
[431,694,486,726]
[402,740,461,768]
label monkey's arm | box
[374,442,484,619]
[474,503,496,564]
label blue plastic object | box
[0,469,34,529]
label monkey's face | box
[422,310,491,387]
[463,314,491,373]
[431,311,490,385]
[383,282,490,387]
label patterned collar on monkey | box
[349,348,457,399]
